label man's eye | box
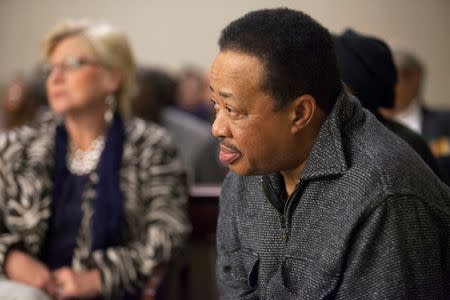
[225,106,238,116]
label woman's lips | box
[219,146,241,165]
[49,89,68,98]
[54,92,66,97]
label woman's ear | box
[104,69,123,94]
[290,94,316,133]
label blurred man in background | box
[380,50,450,183]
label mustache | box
[218,138,240,153]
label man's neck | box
[281,162,306,198]
[280,103,327,198]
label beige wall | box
[1,0,449,108]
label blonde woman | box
[0,20,190,300]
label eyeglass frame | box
[42,56,106,77]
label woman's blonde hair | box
[43,19,136,117]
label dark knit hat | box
[334,29,397,112]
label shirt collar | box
[392,99,423,134]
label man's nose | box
[211,109,230,139]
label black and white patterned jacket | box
[0,115,191,299]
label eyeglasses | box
[42,57,101,77]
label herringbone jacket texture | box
[0,115,191,299]
[217,92,450,299]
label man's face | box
[209,50,294,176]
[394,68,422,111]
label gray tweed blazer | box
[217,92,450,299]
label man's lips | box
[218,146,241,165]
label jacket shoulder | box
[125,117,174,147]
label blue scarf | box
[53,113,125,251]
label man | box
[380,50,450,183]
[210,8,450,299]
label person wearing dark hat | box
[334,29,447,183]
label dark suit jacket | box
[382,118,448,184]
[422,107,450,185]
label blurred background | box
[1,0,449,108]
[0,1,449,299]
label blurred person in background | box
[174,66,213,122]
[132,66,176,124]
[380,50,450,183]
[0,73,45,130]
[132,66,227,184]
[334,29,447,184]
[0,20,190,300]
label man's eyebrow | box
[210,85,233,98]
[219,91,233,98]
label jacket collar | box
[300,90,353,181]
[264,90,363,192]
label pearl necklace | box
[67,135,105,175]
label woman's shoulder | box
[125,117,175,148]
[0,112,56,164]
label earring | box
[104,94,116,124]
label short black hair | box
[219,8,341,113]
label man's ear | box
[290,94,316,133]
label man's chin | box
[228,164,247,176]
[228,164,259,177]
